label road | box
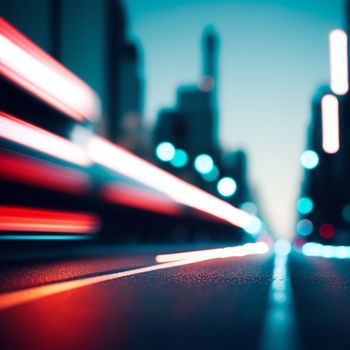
[0,246,350,350]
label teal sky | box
[124,0,345,239]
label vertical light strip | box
[329,29,349,95]
[321,94,340,154]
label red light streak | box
[0,151,91,194]
[0,18,101,121]
[0,206,99,233]
[0,242,269,311]
[101,183,181,216]
[0,112,90,166]
[88,137,252,228]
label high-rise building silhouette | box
[2,0,145,144]
[153,26,255,216]
[155,27,219,158]
[298,83,350,244]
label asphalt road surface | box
[0,245,349,350]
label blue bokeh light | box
[201,166,219,182]
[217,177,237,197]
[156,142,176,161]
[244,216,262,235]
[297,197,314,215]
[297,219,313,236]
[194,154,214,174]
[300,150,319,169]
[274,239,291,256]
[170,149,188,167]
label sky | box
[124,0,345,239]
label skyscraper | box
[155,26,219,158]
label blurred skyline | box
[125,0,345,238]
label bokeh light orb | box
[194,154,214,174]
[156,142,175,162]
[300,150,319,169]
[217,177,237,197]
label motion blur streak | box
[0,151,91,194]
[0,243,269,311]
[155,242,269,262]
[0,112,90,166]
[329,29,349,95]
[0,206,99,233]
[101,183,181,216]
[321,94,340,154]
[0,18,101,121]
[302,242,350,259]
[88,136,252,228]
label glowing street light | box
[170,149,188,168]
[300,150,319,169]
[201,166,219,182]
[194,154,214,174]
[296,197,314,215]
[155,142,175,162]
[321,94,340,154]
[244,216,262,235]
[217,177,237,197]
[329,29,349,95]
[297,219,313,237]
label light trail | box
[259,245,300,350]
[0,206,99,233]
[321,94,340,154]
[0,242,269,311]
[0,112,90,166]
[329,29,349,95]
[302,242,350,259]
[88,136,252,229]
[0,18,101,121]
[101,182,181,216]
[0,151,91,194]
[155,242,269,262]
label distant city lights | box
[321,94,340,154]
[329,29,349,95]
[296,197,314,215]
[296,219,313,237]
[342,204,350,223]
[194,154,214,174]
[170,149,188,168]
[302,243,350,259]
[300,150,319,169]
[240,202,258,215]
[155,142,175,162]
[201,165,219,182]
[217,177,237,197]
[274,239,291,256]
[244,216,262,235]
[319,223,335,239]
